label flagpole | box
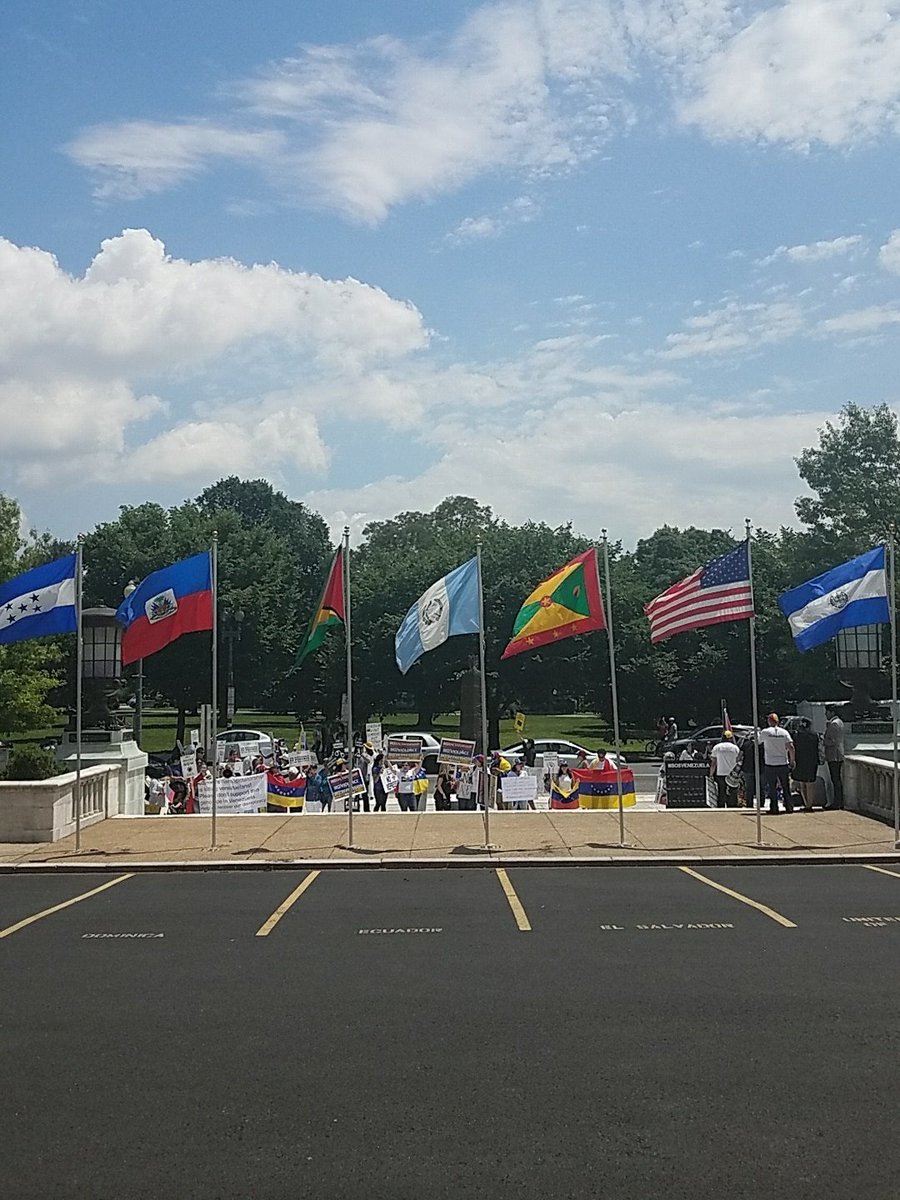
[601,532,626,848]
[476,536,491,849]
[891,527,899,845]
[74,536,83,852]
[745,519,763,848]
[344,527,355,849]
[210,532,218,850]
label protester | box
[823,707,845,810]
[372,752,388,812]
[434,766,453,811]
[739,735,765,809]
[791,717,821,812]
[709,730,740,807]
[455,766,475,811]
[758,713,795,814]
[679,741,701,762]
[557,763,574,791]
[522,738,537,767]
[574,749,589,771]
[398,764,417,812]
[315,764,332,813]
[666,716,678,742]
[413,765,429,811]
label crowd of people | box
[664,709,845,813]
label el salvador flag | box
[778,545,891,652]
[395,558,481,674]
[0,553,78,647]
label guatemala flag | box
[0,553,78,647]
[778,545,890,652]
[395,558,481,674]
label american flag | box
[645,542,754,644]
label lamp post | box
[222,609,245,728]
[123,581,143,747]
[80,607,124,728]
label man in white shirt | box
[758,713,795,814]
[709,731,741,807]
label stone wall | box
[0,764,122,842]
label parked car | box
[214,729,275,758]
[501,738,627,771]
[667,724,754,759]
[388,732,442,774]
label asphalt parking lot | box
[2,864,900,1200]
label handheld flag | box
[549,776,580,810]
[0,553,77,647]
[644,542,753,644]
[116,552,213,665]
[395,557,480,675]
[572,765,637,810]
[266,771,307,811]
[295,548,344,667]
[778,545,890,652]
[501,547,605,660]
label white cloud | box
[660,299,805,359]
[759,235,864,266]
[0,229,429,486]
[447,195,541,244]
[879,229,900,275]
[678,1,900,148]
[819,305,900,335]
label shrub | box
[2,743,60,781]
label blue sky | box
[4,0,900,546]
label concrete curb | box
[2,851,900,873]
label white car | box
[214,728,275,758]
[502,738,627,771]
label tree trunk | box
[176,706,187,746]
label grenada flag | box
[502,547,605,659]
[295,548,344,667]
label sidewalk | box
[1,809,897,868]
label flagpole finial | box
[601,527,608,542]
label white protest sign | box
[542,752,560,780]
[196,773,267,814]
[189,729,200,748]
[216,739,260,763]
[500,774,538,808]
[287,750,317,770]
[179,753,196,782]
[366,721,383,750]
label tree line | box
[1,402,896,744]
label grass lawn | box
[5,710,650,755]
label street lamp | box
[222,609,245,728]
[123,580,143,746]
[80,607,123,728]
[835,624,885,716]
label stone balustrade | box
[0,764,122,843]
[845,753,899,826]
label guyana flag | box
[501,547,605,659]
[295,548,345,667]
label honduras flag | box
[395,558,481,674]
[778,545,890,652]
[0,553,78,647]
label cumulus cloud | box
[0,229,429,486]
[758,235,864,266]
[447,196,542,244]
[660,299,805,359]
[879,229,900,275]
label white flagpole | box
[344,527,355,849]
[601,532,626,848]
[210,533,218,850]
[889,528,899,847]
[74,536,83,852]
[745,519,763,848]
[476,537,491,849]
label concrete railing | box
[0,764,122,843]
[845,753,899,826]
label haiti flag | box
[116,552,213,665]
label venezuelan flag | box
[266,773,307,811]
[549,778,580,810]
[572,767,636,809]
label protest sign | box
[438,738,476,767]
[542,752,560,780]
[500,774,538,808]
[329,768,367,811]
[385,737,423,764]
[365,721,383,750]
[215,739,260,763]
[196,773,267,814]
[179,753,196,782]
[663,761,710,808]
[287,750,317,770]
[514,711,526,733]
[189,729,200,748]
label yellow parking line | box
[679,866,797,928]
[496,868,531,931]
[0,874,135,940]
[256,871,320,937]
[863,864,900,881]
